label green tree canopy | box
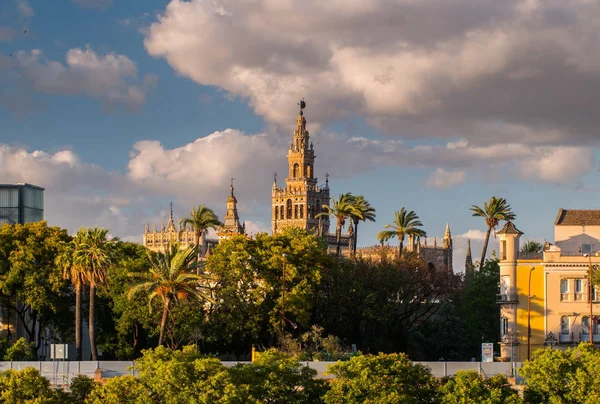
[324,352,438,404]
[439,370,521,404]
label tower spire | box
[230,175,235,196]
[465,238,474,275]
[167,202,176,231]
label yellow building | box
[498,210,600,362]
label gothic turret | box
[167,202,176,232]
[465,238,474,275]
[217,177,245,239]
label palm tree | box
[56,230,86,361]
[316,194,355,256]
[377,208,427,258]
[128,244,214,346]
[179,205,222,262]
[470,196,516,269]
[521,240,542,254]
[74,228,115,361]
[347,195,376,257]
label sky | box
[2,0,600,273]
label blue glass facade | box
[0,183,44,225]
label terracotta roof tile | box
[554,209,600,226]
[496,221,523,236]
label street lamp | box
[281,253,287,336]
[527,267,535,360]
[584,254,594,345]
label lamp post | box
[585,254,594,345]
[281,253,287,336]
[527,266,535,360]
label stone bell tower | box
[272,100,330,235]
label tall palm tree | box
[74,228,115,361]
[521,240,542,254]
[316,194,355,256]
[377,208,427,258]
[347,195,376,257]
[470,196,516,269]
[56,230,86,361]
[179,205,222,262]
[128,244,214,346]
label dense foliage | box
[0,221,505,361]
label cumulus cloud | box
[459,229,488,241]
[426,168,467,188]
[17,0,33,18]
[2,47,155,113]
[0,27,15,41]
[72,0,113,10]
[144,0,600,147]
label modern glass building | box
[0,183,44,225]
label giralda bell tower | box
[271,100,330,235]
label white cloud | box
[17,0,33,18]
[144,0,600,147]
[0,27,15,41]
[518,146,594,185]
[458,229,487,241]
[426,168,467,189]
[6,47,154,112]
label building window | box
[501,240,507,260]
[583,316,590,341]
[594,285,599,302]
[582,243,592,255]
[500,276,510,296]
[594,318,600,337]
[293,163,299,178]
[275,207,279,220]
[560,279,569,302]
[286,200,292,219]
[280,206,284,220]
[294,205,298,219]
[306,164,312,178]
[575,279,584,301]
[300,205,304,219]
[501,318,508,336]
[560,316,570,342]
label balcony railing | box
[496,294,517,303]
[580,333,600,342]
[559,332,572,343]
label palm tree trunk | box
[479,226,492,270]
[158,297,171,346]
[75,283,82,361]
[399,234,405,258]
[195,233,201,262]
[89,285,98,361]
[352,219,359,257]
[336,223,342,256]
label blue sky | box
[3,0,600,272]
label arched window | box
[280,205,284,220]
[294,205,298,219]
[300,205,304,219]
[286,200,292,219]
[561,316,570,341]
[306,164,312,178]
[293,163,299,178]
[275,206,279,220]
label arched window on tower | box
[294,205,298,219]
[280,205,284,220]
[275,206,279,220]
[306,164,312,178]
[300,205,304,219]
[286,199,292,219]
[293,163,299,178]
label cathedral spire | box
[218,176,244,238]
[167,202,176,232]
[465,238,474,274]
[443,222,452,249]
